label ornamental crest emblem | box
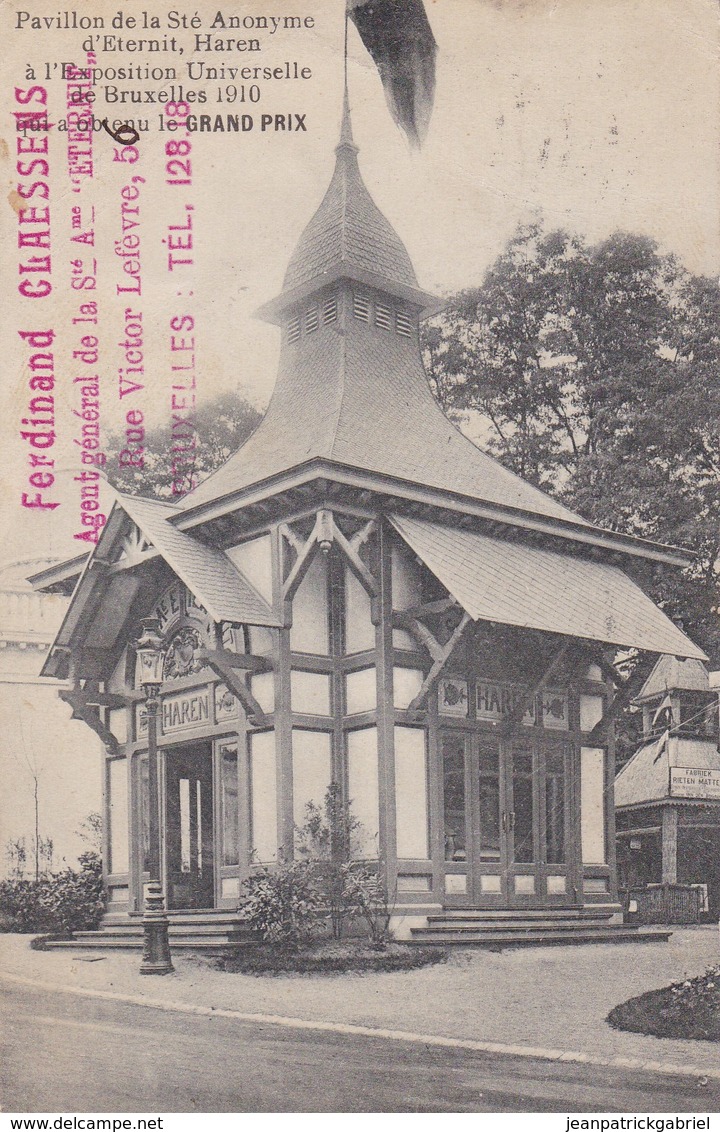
[163,626,202,680]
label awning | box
[390,514,706,660]
[117,494,280,627]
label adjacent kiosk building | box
[615,655,720,922]
[35,105,707,944]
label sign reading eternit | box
[670,767,720,799]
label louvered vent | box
[287,314,301,342]
[396,310,413,337]
[353,293,370,322]
[375,301,392,330]
[323,295,338,323]
[305,305,319,333]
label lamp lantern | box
[136,618,165,687]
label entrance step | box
[42,913,256,952]
[421,918,624,934]
[408,926,672,947]
[426,907,614,923]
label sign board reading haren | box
[670,767,720,799]
[137,688,212,737]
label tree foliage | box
[105,389,262,501]
[423,222,720,660]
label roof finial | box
[336,82,358,157]
[337,7,358,155]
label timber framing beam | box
[106,549,161,574]
[408,611,473,712]
[396,597,460,621]
[281,510,378,614]
[197,649,272,675]
[586,655,648,744]
[350,518,377,553]
[500,638,571,735]
[195,648,270,726]
[59,691,118,755]
[395,614,445,662]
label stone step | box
[421,918,620,934]
[91,923,251,938]
[408,927,672,947]
[101,913,246,928]
[426,907,614,923]
[43,935,246,951]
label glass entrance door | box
[165,743,215,910]
[505,737,575,905]
[441,730,577,905]
[441,732,506,903]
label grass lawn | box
[608,965,720,1042]
[210,940,447,977]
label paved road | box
[1,982,717,1113]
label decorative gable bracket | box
[194,647,271,726]
[59,688,141,755]
[281,510,378,625]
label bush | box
[239,861,323,948]
[296,784,363,940]
[0,851,105,934]
[341,862,393,947]
[607,965,720,1042]
[215,940,447,976]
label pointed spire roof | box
[635,654,710,703]
[258,98,438,322]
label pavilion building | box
[34,102,706,945]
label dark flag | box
[348,0,437,147]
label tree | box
[423,222,720,661]
[105,389,262,500]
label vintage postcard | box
[0,0,719,1117]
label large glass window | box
[347,728,380,858]
[512,741,535,863]
[344,566,374,654]
[291,729,332,828]
[220,743,239,867]
[478,741,501,861]
[545,745,566,864]
[442,733,466,861]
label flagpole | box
[344,1,349,101]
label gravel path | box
[1,928,718,1072]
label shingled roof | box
[634,654,711,703]
[284,96,419,295]
[180,297,591,524]
[178,100,594,529]
[117,495,280,626]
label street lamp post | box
[135,617,173,976]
